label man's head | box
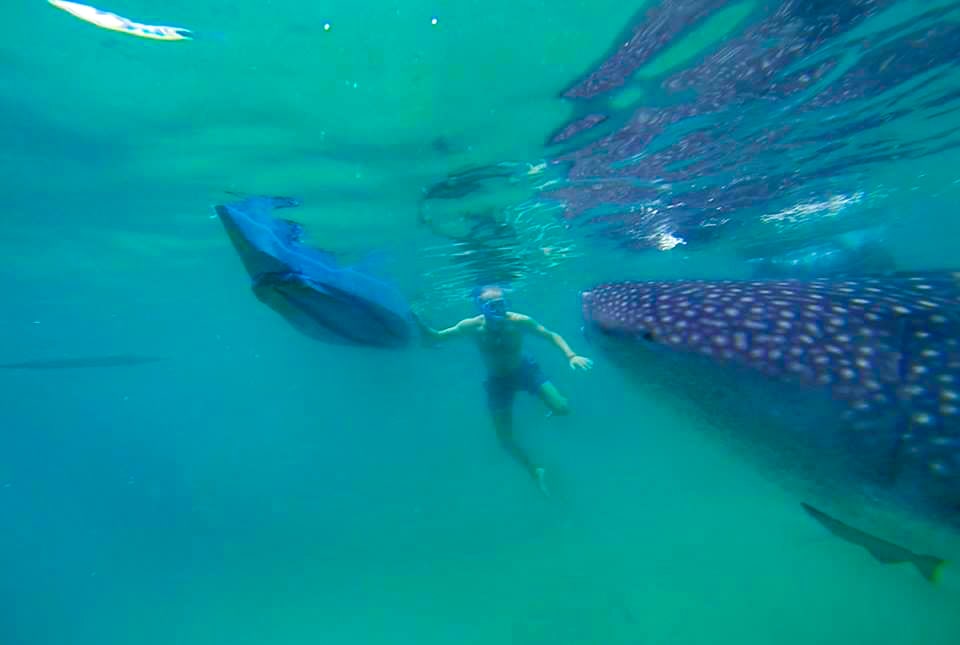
[473,285,509,320]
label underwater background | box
[3,1,960,643]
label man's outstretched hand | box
[411,311,440,347]
[569,355,594,371]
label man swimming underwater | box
[415,285,593,495]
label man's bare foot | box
[534,467,550,497]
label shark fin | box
[801,503,946,584]
[911,553,947,583]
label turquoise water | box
[3,1,960,643]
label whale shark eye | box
[640,330,656,342]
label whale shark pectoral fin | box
[800,503,946,583]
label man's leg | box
[491,407,538,476]
[536,381,569,416]
[488,391,549,496]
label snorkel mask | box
[473,286,510,328]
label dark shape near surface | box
[581,271,960,581]
[801,502,944,582]
[545,2,960,251]
[0,355,162,369]
[215,195,414,348]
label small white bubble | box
[431,16,439,25]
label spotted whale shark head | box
[580,272,960,519]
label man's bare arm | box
[412,313,479,345]
[518,315,593,370]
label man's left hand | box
[569,355,594,371]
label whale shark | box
[215,195,415,348]
[580,271,960,582]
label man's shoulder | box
[458,315,484,329]
[506,312,534,324]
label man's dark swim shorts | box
[485,355,549,411]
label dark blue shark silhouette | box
[215,195,414,348]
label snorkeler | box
[414,285,593,496]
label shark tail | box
[912,553,947,583]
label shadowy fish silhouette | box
[215,195,415,348]
[0,355,162,369]
[581,271,960,582]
